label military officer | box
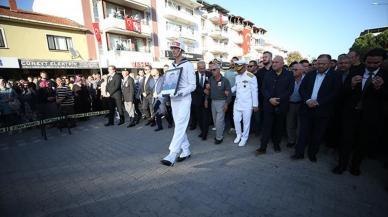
[160,40,196,166]
[232,60,259,147]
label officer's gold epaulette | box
[246,72,254,78]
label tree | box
[350,29,388,58]
[286,51,303,65]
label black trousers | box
[295,112,329,157]
[189,104,198,128]
[225,96,235,130]
[338,111,382,170]
[260,111,286,149]
[134,98,142,118]
[107,96,124,124]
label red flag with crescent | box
[92,22,101,43]
[242,28,251,55]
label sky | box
[1,0,387,59]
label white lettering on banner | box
[20,59,99,69]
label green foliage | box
[286,51,303,65]
[350,29,388,58]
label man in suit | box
[333,48,386,175]
[255,51,273,135]
[191,61,211,140]
[140,65,155,125]
[121,69,136,128]
[105,65,124,126]
[292,54,341,162]
[256,56,294,155]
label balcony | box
[164,5,197,25]
[209,29,229,40]
[231,35,243,44]
[100,17,152,37]
[229,23,244,32]
[208,44,228,54]
[165,30,197,42]
[252,44,265,52]
[207,12,229,25]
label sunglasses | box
[210,68,219,72]
[247,65,255,68]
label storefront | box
[18,59,100,79]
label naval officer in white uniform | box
[231,60,259,147]
[161,40,196,166]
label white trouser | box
[233,108,252,142]
[124,101,135,118]
[169,97,191,155]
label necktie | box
[200,74,204,87]
[363,72,374,90]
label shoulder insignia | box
[246,72,254,78]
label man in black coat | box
[256,55,294,155]
[191,61,211,140]
[333,48,387,175]
[105,65,124,126]
[292,54,341,162]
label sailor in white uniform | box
[161,40,196,166]
[231,60,259,147]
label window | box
[108,33,148,52]
[92,0,99,21]
[0,28,7,48]
[106,2,144,21]
[47,35,73,51]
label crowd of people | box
[1,46,387,178]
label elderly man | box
[286,63,304,148]
[121,69,136,127]
[161,40,196,166]
[191,61,211,140]
[292,54,341,162]
[231,60,259,147]
[256,56,294,155]
[205,62,231,144]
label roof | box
[360,26,388,36]
[0,5,88,31]
[197,0,229,14]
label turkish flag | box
[125,17,134,31]
[242,28,251,55]
[92,22,101,43]
[133,20,141,33]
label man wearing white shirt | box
[161,40,196,166]
[292,54,341,162]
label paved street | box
[0,117,387,217]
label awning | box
[20,59,99,69]
[0,57,20,68]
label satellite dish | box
[69,47,81,59]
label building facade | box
[0,0,99,79]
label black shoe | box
[176,155,191,162]
[215,139,223,144]
[198,133,203,138]
[349,167,361,176]
[104,122,113,126]
[154,127,163,131]
[150,122,156,127]
[308,155,317,162]
[145,121,151,126]
[332,165,346,175]
[117,120,124,126]
[202,136,207,141]
[160,159,174,166]
[274,144,281,153]
[287,143,295,148]
[255,148,266,155]
[291,154,304,160]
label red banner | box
[125,18,141,33]
[241,28,251,55]
[91,22,101,43]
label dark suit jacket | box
[256,67,270,109]
[261,69,294,114]
[299,69,341,117]
[122,76,135,102]
[140,75,154,97]
[191,71,211,106]
[106,73,123,99]
[342,67,387,122]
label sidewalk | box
[0,117,387,217]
